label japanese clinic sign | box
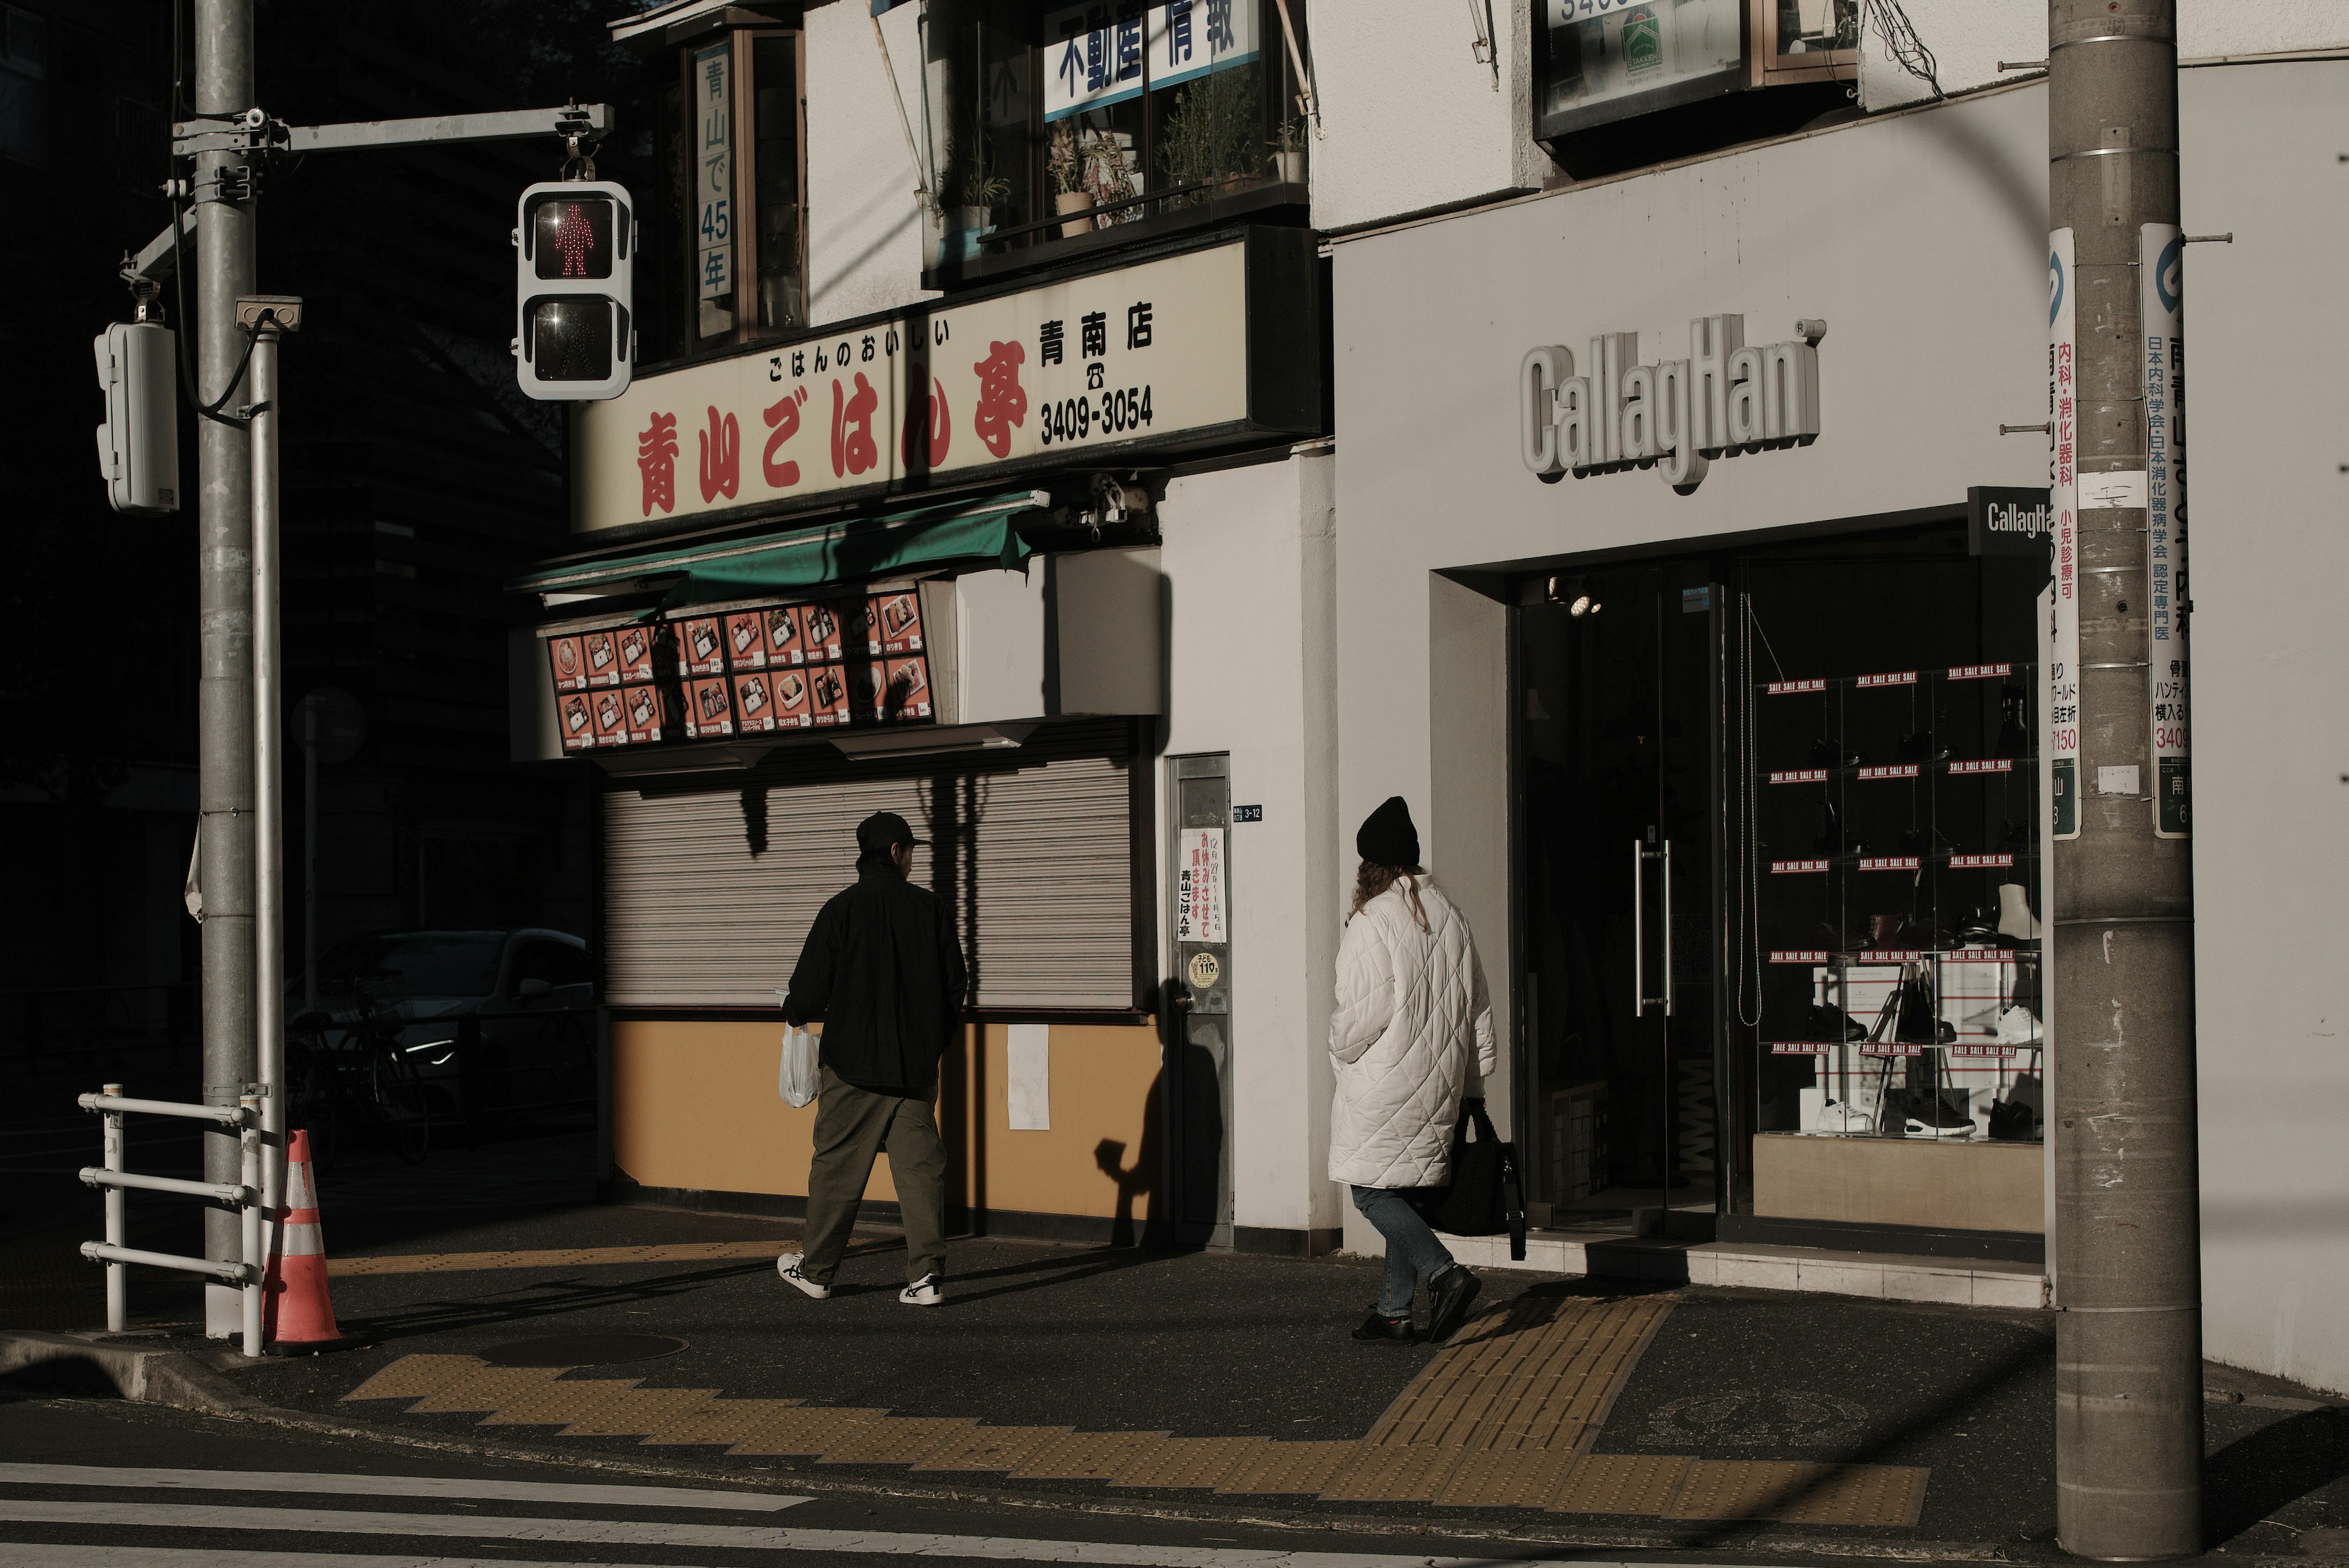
[2141,221,2189,838]
[576,240,1254,534]
[2046,228,2080,839]
[1176,825,1226,945]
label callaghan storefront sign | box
[1518,314,1822,493]
[575,231,1319,539]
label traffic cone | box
[264,1128,349,1354]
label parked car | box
[292,929,597,1134]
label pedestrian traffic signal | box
[92,320,180,515]
[514,180,633,401]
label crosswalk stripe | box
[0,1463,807,1512]
[0,1550,659,1568]
[0,1499,1573,1567]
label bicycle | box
[287,986,432,1172]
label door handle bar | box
[1635,839,1671,1014]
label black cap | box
[1356,795,1419,868]
[856,810,925,853]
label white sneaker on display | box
[1995,1005,2044,1045]
[1819,1099,1872,1134]
[776,1252,830,1299]
[899,1274,945,1307]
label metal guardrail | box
[77,1081,269,1357]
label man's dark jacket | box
[782,851,968,1095]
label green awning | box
[516,489,1043,604]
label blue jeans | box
[1352,1184,1458,1318]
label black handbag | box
[1412,1099,1527,1261]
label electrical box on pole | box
[514,180,634,401]
[92,321,180,515]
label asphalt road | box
[0,1390,1860,1568]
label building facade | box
[524,0,2349,1395]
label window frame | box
[677,25,809,357]
[1533,0,1856,144]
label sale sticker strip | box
[1768,949,1831,965]
[1854,671,1918,689]
[1860,1043,1926,1057]
[1855,764,1920,781]
[1764,678,1827,695]
[1947,663,2013,680]
[1770,858,1831,874]
[1946,853,2015,869]
[1948,759,2013,776]
[1857,856,1921,872]
[1768,768,1830,785]
[1948,948,2021,964]
[1769,1042,1838,1055]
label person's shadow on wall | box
[1093,1024,1224,1250]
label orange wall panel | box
[609,1019,1163,1225]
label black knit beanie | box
[1356,795,1420,868]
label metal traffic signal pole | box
[191,0,258,1339]
[132,25,618,1332]
[2046,0,2203,1558]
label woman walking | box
[1329,795,1496,1345]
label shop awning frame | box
[515,489,1045,604]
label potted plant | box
[1049,122,1095,237]
[1270,117,1307,186]
[1083,130,1140,225]
[941,132,1011,262]
[1158,66,1265,208]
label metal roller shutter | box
[604,721,1138,1011]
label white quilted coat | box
[1327,874,1496,1188]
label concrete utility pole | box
[193,0,259,1338]
[2046,1,2202,1558]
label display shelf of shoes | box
[1745,660,2046,1150]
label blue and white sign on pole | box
[2141,222,2189,838]
[2047,228,2080,839]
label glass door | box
[1515,564,1722,1236]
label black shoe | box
[1425,1266,1482,1345]
[1806,1003,1866,1041]
[1904,1095,1976,1139]
[1809,737,1861,769]
[1351,1310,1415,1343]
[1898,729,1950,764]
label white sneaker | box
[899,1273,944,1307]
[776,1252,830,1299]
[1995,1005,2044,1045]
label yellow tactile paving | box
[1320,1443,1466,1501]
[1434,1448,1583,1508]
[1009,1430,1164,1480]
[333,1311,1928,1527]
[1215,1441,1360,1496]
[330,1240,795,1277]
[640,1398,806,1447]
[1549,1452,1693,1515]
[1668,1458,1928,1526]
[816,1416,979,1465]
[911,1425,1073,1473]
[1108,1436,1266,1491]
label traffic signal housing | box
[514,180,633,401]
[93,321,180,515]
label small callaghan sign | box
[1967,486,2054,563]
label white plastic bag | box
[779,1025,819,1108]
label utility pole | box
[2047,1,2202,1559]
[193,0,258,1339]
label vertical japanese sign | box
[2047,229,2080,839]
[2142,222,2190,837]
[694,42,732,303]
[1176,825,1227,943]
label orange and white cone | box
[264,1128,349,1354]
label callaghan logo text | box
[1984,499,2050,540]
[1519,315,1821,494]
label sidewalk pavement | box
[7,1129,2345,1559]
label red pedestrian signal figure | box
[555,201,596,277]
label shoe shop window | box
[1513,524,2050,1246]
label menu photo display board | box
[544,585,933,753]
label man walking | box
[776,810,967,1306]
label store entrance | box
[1514,522,2051,1249]
[1515,563,1721,1235]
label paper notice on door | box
[1176,826,1226,944]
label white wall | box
[805,0,937,325]
[1862,0,2349,111]
[2175,61,2349,1397]
[1157,453,1344,1241]
[1310,0,1548,232]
